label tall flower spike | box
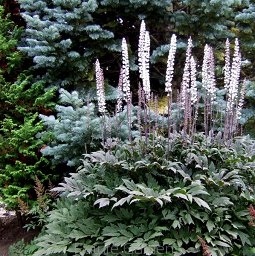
[236,80,246,120]
[224,38,231,91]
[138,20,146,80]
[116,68,123,113]
[180,36,193,108]
[227,38,241,111]
[190,55,197,105]
[121,38,131,102]
[202,44,216,100]
[142,30,151,100]
[95,59,106,113]
[165,34,177,96]
[138,20,150,100]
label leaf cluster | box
[33,133,255,255]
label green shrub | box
[33,133,255,256]
[0,75,56,209]
[8,239,38,256]
[0,3,57,210]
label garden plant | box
[14,21,255,256]
[1,1,255,255]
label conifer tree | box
[0,4,56,209]
[18,0,255,93]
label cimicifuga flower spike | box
[95,59,106,113]
[202,44,216,100]
[116,68,123,113]
[138,20,150,100]
[224,38,231,91]
[190,56,197,105]
[165,34,177,96]
[227,38,241,111]
[121,38,131,102]
[138,20,146,80]
[143,31,151,100]
[180,36,193,107]
[236,80,246,120]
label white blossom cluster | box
[224,38,231,92]
[116,68,123,113]
[138,20,150,101]
[202,44,216,101]
[236,80,246,120]
[180,37,197,107]
[190,56,197,105]
[95,59,106,114]
[165,34,177,96]
[226,38,241,112]
[121,38,131,103]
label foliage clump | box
[32,133,255,256]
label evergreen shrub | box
[0,3,57,210]
[0,76,56,209]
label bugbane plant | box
[95,59,106,114]
[224,38,242,140]
[202,44,217,135]
[138,20,151,101]
[165,34,177,143]
[116,68,124,113]
[180,37,193,109]
[33,134,255,256]
[121,38,131,103]
[178,37,199,134]
[165,34,177,96]
[29,19,255,256]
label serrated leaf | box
[163,238,176,245]
[94,185,114,195]
[238,231,252,246]
[212,197,233,207]
[69,230,86,240]
[123,179,138,190]
[129,238,147,252]
[174,193,188,200]
[225,229,238,239]
[185,213,194,225]
[188,185,209,196]
[193,197,211,211]
[104,236,131,247]
[119,229,134,239]
[102,225,120,237]
[112,195,133,209]
[206,220,215,232]
[214,240,231,247]
[144,246,154,255]
[172,219,181,229]
[187,194,193,202]
[155,198,164,207]
[94,198,110,208]
[148,232,163,240]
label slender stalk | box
[167,94,172,158]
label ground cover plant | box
[32,133,255,256]
[20,21,255,256]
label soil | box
[0,214,40,256]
